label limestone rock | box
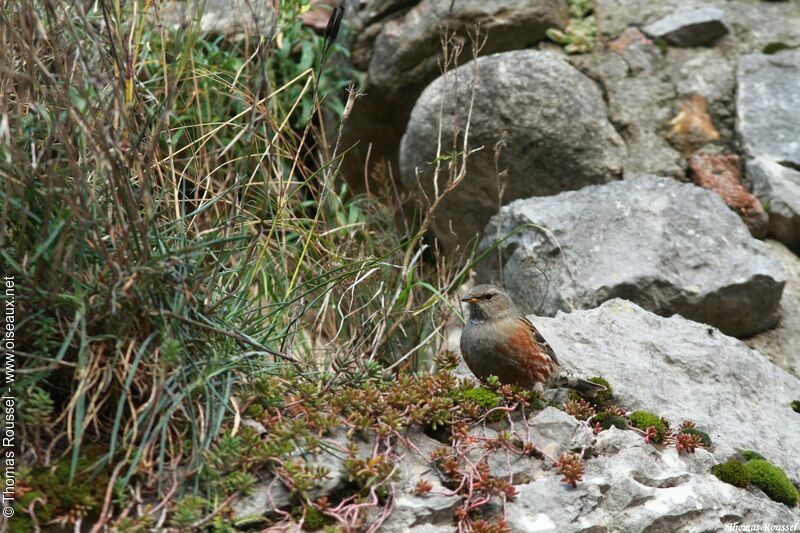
[642,7,729,47]
[400,49,625,249]
[749,157,800,253]
[737,49,800,166]
[159,0,275,36]
[533,299,800,476]
[477,175,786,337]
[505,429,799,531]
[528,407,593,459]
[746,240,800,377]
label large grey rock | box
[400,50,625,250]
[478,175,786,337]
[737,50,800,167]
[534,299,800,476]
[505,429,800,532]
[159,0,275,36]
[343,0,569,188]
[642,7,729,47]
[447,301,800,531]
[746,240,800,378]
[749,157,800,253]
[369,0,567,96]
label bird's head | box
[461,284,517,322]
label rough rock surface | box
[533,299,800,476]
[737,50,800,166]
[378,431,461,532]
[526,407,593,459]
[688,152,768,237]
[569,28,687,179]
[159,0,274,36]
[506,428,799,532]
[642,7,729,47]
[400,49,625,249]
[597,0,800,52]
[746,240,800,378]
[571,0,800,180]
[342,0,569,187]
[749,157,800,252]
[477,175,786,337]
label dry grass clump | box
[1,0,486,528]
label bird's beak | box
[461,296,479,303]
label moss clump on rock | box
[741,450,766,462]
[628,410,666,443]
[679,428,712,447]
[461,387,501,410]
[588,377,613,407]
[745,460,799,506]
[711,461,751,488]
[593,411,627,430]
[293,505,331,531]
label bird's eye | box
[485,294,495,300]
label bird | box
[459,284,605,396]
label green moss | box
[593,412,627,430]
[742,450,766,462]
[791,400,800,413]
[628,411,666,443]
[529,395,546,410]
[461,388,501,410]
[245,403,265,418]
[587,377,613,409]
[745,460,799,506]
[762,42,799,54]
[679,428,712,447]
[711,461,751,488]
[292,505,332,531]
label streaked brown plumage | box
[459,284,604,396]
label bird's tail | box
[554,376,607,398]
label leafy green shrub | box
[745,460,799,506]
[628,411,667,443]
[710,461,751,488]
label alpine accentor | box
[460,284,605,396]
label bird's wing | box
[518,316,559,366]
